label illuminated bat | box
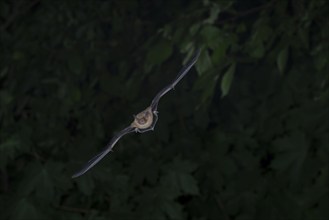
[72,49,200,178]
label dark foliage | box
[0,0,328,220]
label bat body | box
[72,49,200,178]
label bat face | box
[131,107,154,129]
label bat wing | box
[72,126,135,178]
[151,48,200,111]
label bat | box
[72,48,201,178]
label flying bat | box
[72,49,200,178]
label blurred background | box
[0,0,328,220]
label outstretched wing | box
[151,48,201,111]
[72,126,135,178]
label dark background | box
[0,0,328,220]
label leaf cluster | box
[0,0,328,220]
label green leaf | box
[277,47,289,74]
[201,25,222,49]
[193,69,218,105]
[36,168,55,200]
[189,23,201,35]
[67,55,83,75]
[12,51,25,60]
[314,53,328,71]
[271,131,309,185]
[167,158,198,173]
[0,67,9,78]
[70,86,81,103]
[0,90,13,105]
[146,41,173,66]
[271,151,297,171]
[161,201,184,220]
[0,2,10,17]
[76,175,95,196]
[218,156,238,175]
[159,173,181,199]
[0,137,20,167]
[250,42,265,58]
[204,5,220,24]
[178,173,199,195]
[221,63,236,97]
[211,42,228,62]
[12,198,38,220]
[195,49,212,75]
[298,29,309,49]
